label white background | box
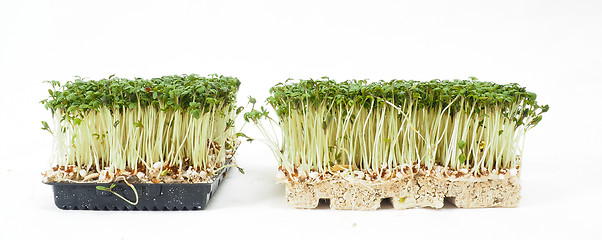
[1,0,601,239]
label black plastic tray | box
[45,167,229,210]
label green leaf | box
[248,96,256,104]
[41,121,53,134]
[206,98,218,105]
[225,119,235,130]
[459,154,466,164]
[113,120,120,127]
[96,186,110,191]
[191,109,201,119]
[457,140,466,149]
[530,115,543,126]
[335,152,342,161]
[236,106,244,115]
[236,132,254,143]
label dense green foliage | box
[42,74,241,117]
[266,77,548,128]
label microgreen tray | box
[45,166,229,210]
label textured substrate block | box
[285,173,520,210]
[46,167,229,210]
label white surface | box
[1,0,601,239]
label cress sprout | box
[41,74,242,182]
[245,77,548,175]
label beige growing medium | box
[284,167,520,210]
[247,77,547,210]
